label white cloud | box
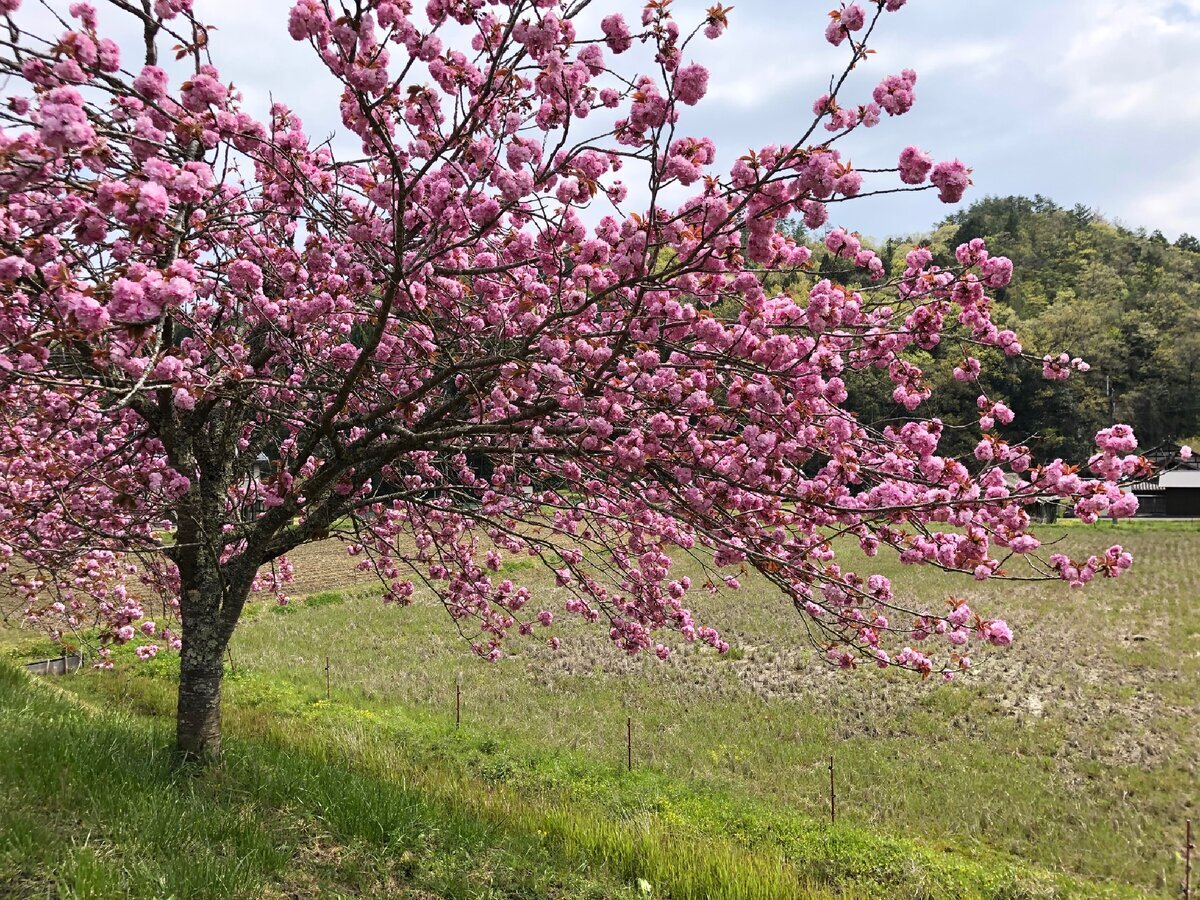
[1054,0,1200,122]
[903,38,1006,79]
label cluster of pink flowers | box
[826,4,867,46]
[1049,546,1134,588]
[931,159,971,202]
[39,87,93,150]
[674,64,709,106]
[874,69,917,116]
[601,13,634,54]
[1042,352,1090,381]
[0,0,1142,688]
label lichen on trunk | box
[175,615,226,760]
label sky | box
[681,0,1200,241]
[16,0,1200,240]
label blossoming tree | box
[0,0,1144,759]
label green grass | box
[0,663,642,899]
[1,523,1196,898]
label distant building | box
[1132,447,1200,518]
[1130,478,1166,516]
[1152,466,1200,517]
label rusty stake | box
[627,716,632,772]
[829,755,836,825]
[1186,817,1194,900]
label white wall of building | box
[1157,470,1200,489]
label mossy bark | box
[175,585,229,760]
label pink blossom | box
[68,294,109,332]
[873,70,917,116]
[40,87,94,151]
[980,255,1013,287]
[69,3,97,29]
[981,619,1013,647]
[152,0,190,19]
[227,259,264,293]
[841,4,866,30]
[898,146,932,184]
[96,38,120,72]
[329,343,359,369]
[802,200,828,229]
[1095,424,1138,454]
[836,170,862,197]
[601,14,632,53]
[108,278,161,324]
[133,65,168,100]
[703,7,729,40]
[953,357,981,381]
[288,0,327,41]
[930,159,971,203]
[135,181,170,220]
[181,65,227,112]
[674,64,709,106]
[0,257,32,282]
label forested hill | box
[815,196,1200,462]
[936,196,1200,459]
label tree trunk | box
[164,424,257,762]
[175,624,226,763]
[172,550,258,761]
[175,592,229,761]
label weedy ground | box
[1,520,1196,899]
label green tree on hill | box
[796,197,1200,461]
